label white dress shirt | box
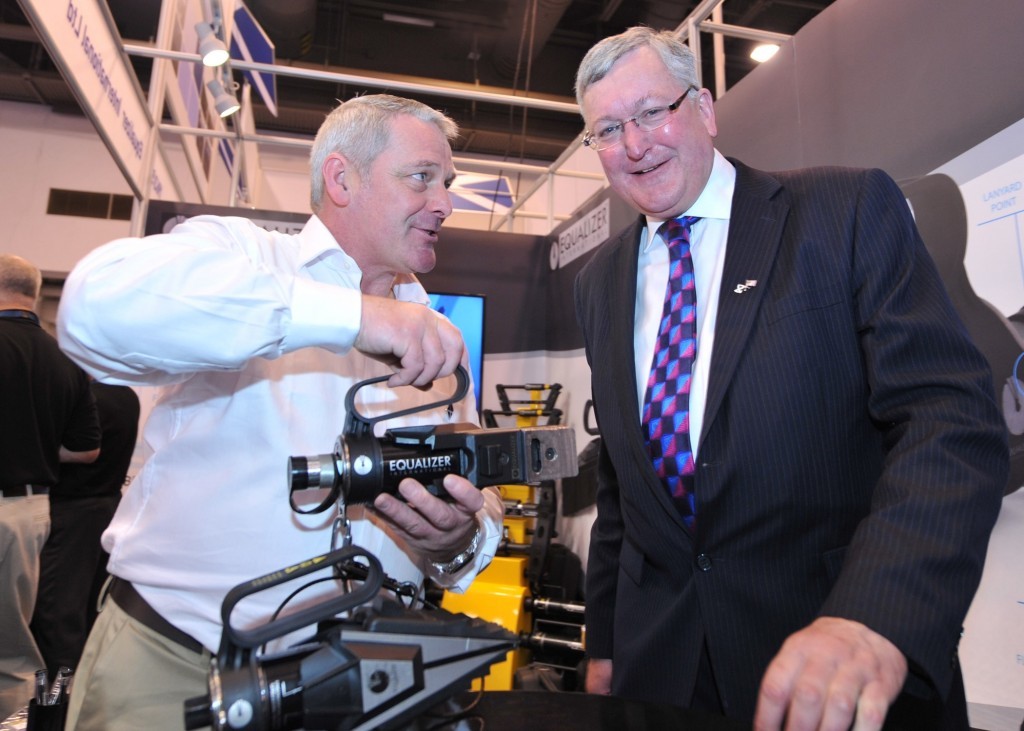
[634,150,736,456]
[58,213,503,652]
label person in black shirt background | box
[0,253,99,719]
[31,381,140,677]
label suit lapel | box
[598,169,790,530]
[606,218,645,429]
[598,218,684,518]
[700,163,789,444]
[606,217,703,531]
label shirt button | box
[696,554,712,571]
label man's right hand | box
[586,658,614,696]
[355,296,466,387]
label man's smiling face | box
[582,46,718,219]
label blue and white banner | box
[231,2,278,116]
[449,173,514,214]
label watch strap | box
[431,523,482,575]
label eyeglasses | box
[583,86,698,152]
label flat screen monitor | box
[428,292,486,414]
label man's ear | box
[323,154,350,206]
[697,88,718,138]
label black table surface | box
[419,690,748,731]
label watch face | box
[353,455,373,476]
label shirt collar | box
[296,214,428,305]
[642,149,736,252]
[297,214,353,268]
[0,308,40,325]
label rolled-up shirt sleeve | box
[58,215,362,385]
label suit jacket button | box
[696,554,712,571]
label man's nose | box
[432,187,453,218]
[620,119,650,157]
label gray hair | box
[309,94,459,211]
[575,26,701,108]
[0,253,42,301]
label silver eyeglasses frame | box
[583,86,698,151]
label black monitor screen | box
[427,292,486,414]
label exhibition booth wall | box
[2,0,1022,724]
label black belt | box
[108,578,205,654]
[1,484,49,497]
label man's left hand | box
[371,474,482,560]
[754,616,908,731]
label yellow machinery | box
[441,549,532,690]
[441,384,585,691]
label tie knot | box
[659,216,701,249]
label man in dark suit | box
[572,27,1008,730]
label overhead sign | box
[231,3,278,116]
[17,0,161,199]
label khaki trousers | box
[65,593,212,731]
[0,494,49,720]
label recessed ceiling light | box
[751,44,780,63]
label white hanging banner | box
[17,0,161,199]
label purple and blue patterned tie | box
[642,216,701,528]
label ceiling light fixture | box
[382,13,436,28]
[196,21,230,67]
[207,78,240,117]
[750,43,780,63]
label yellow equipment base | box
[441,555,532,690]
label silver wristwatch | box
[430,524,482,575]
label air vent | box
[47,189,133,221]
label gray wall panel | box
[714,0,1024,181]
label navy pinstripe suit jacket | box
[574,160,1008,724]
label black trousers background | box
[31,494,120,676]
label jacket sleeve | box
[819,168,1008,697]
[574,267,624,660]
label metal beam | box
[121,43,580,116]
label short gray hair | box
[575,26,700,109]
[309,94,459,211]
[0,253,42,300]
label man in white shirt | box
[58,94,504,731]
